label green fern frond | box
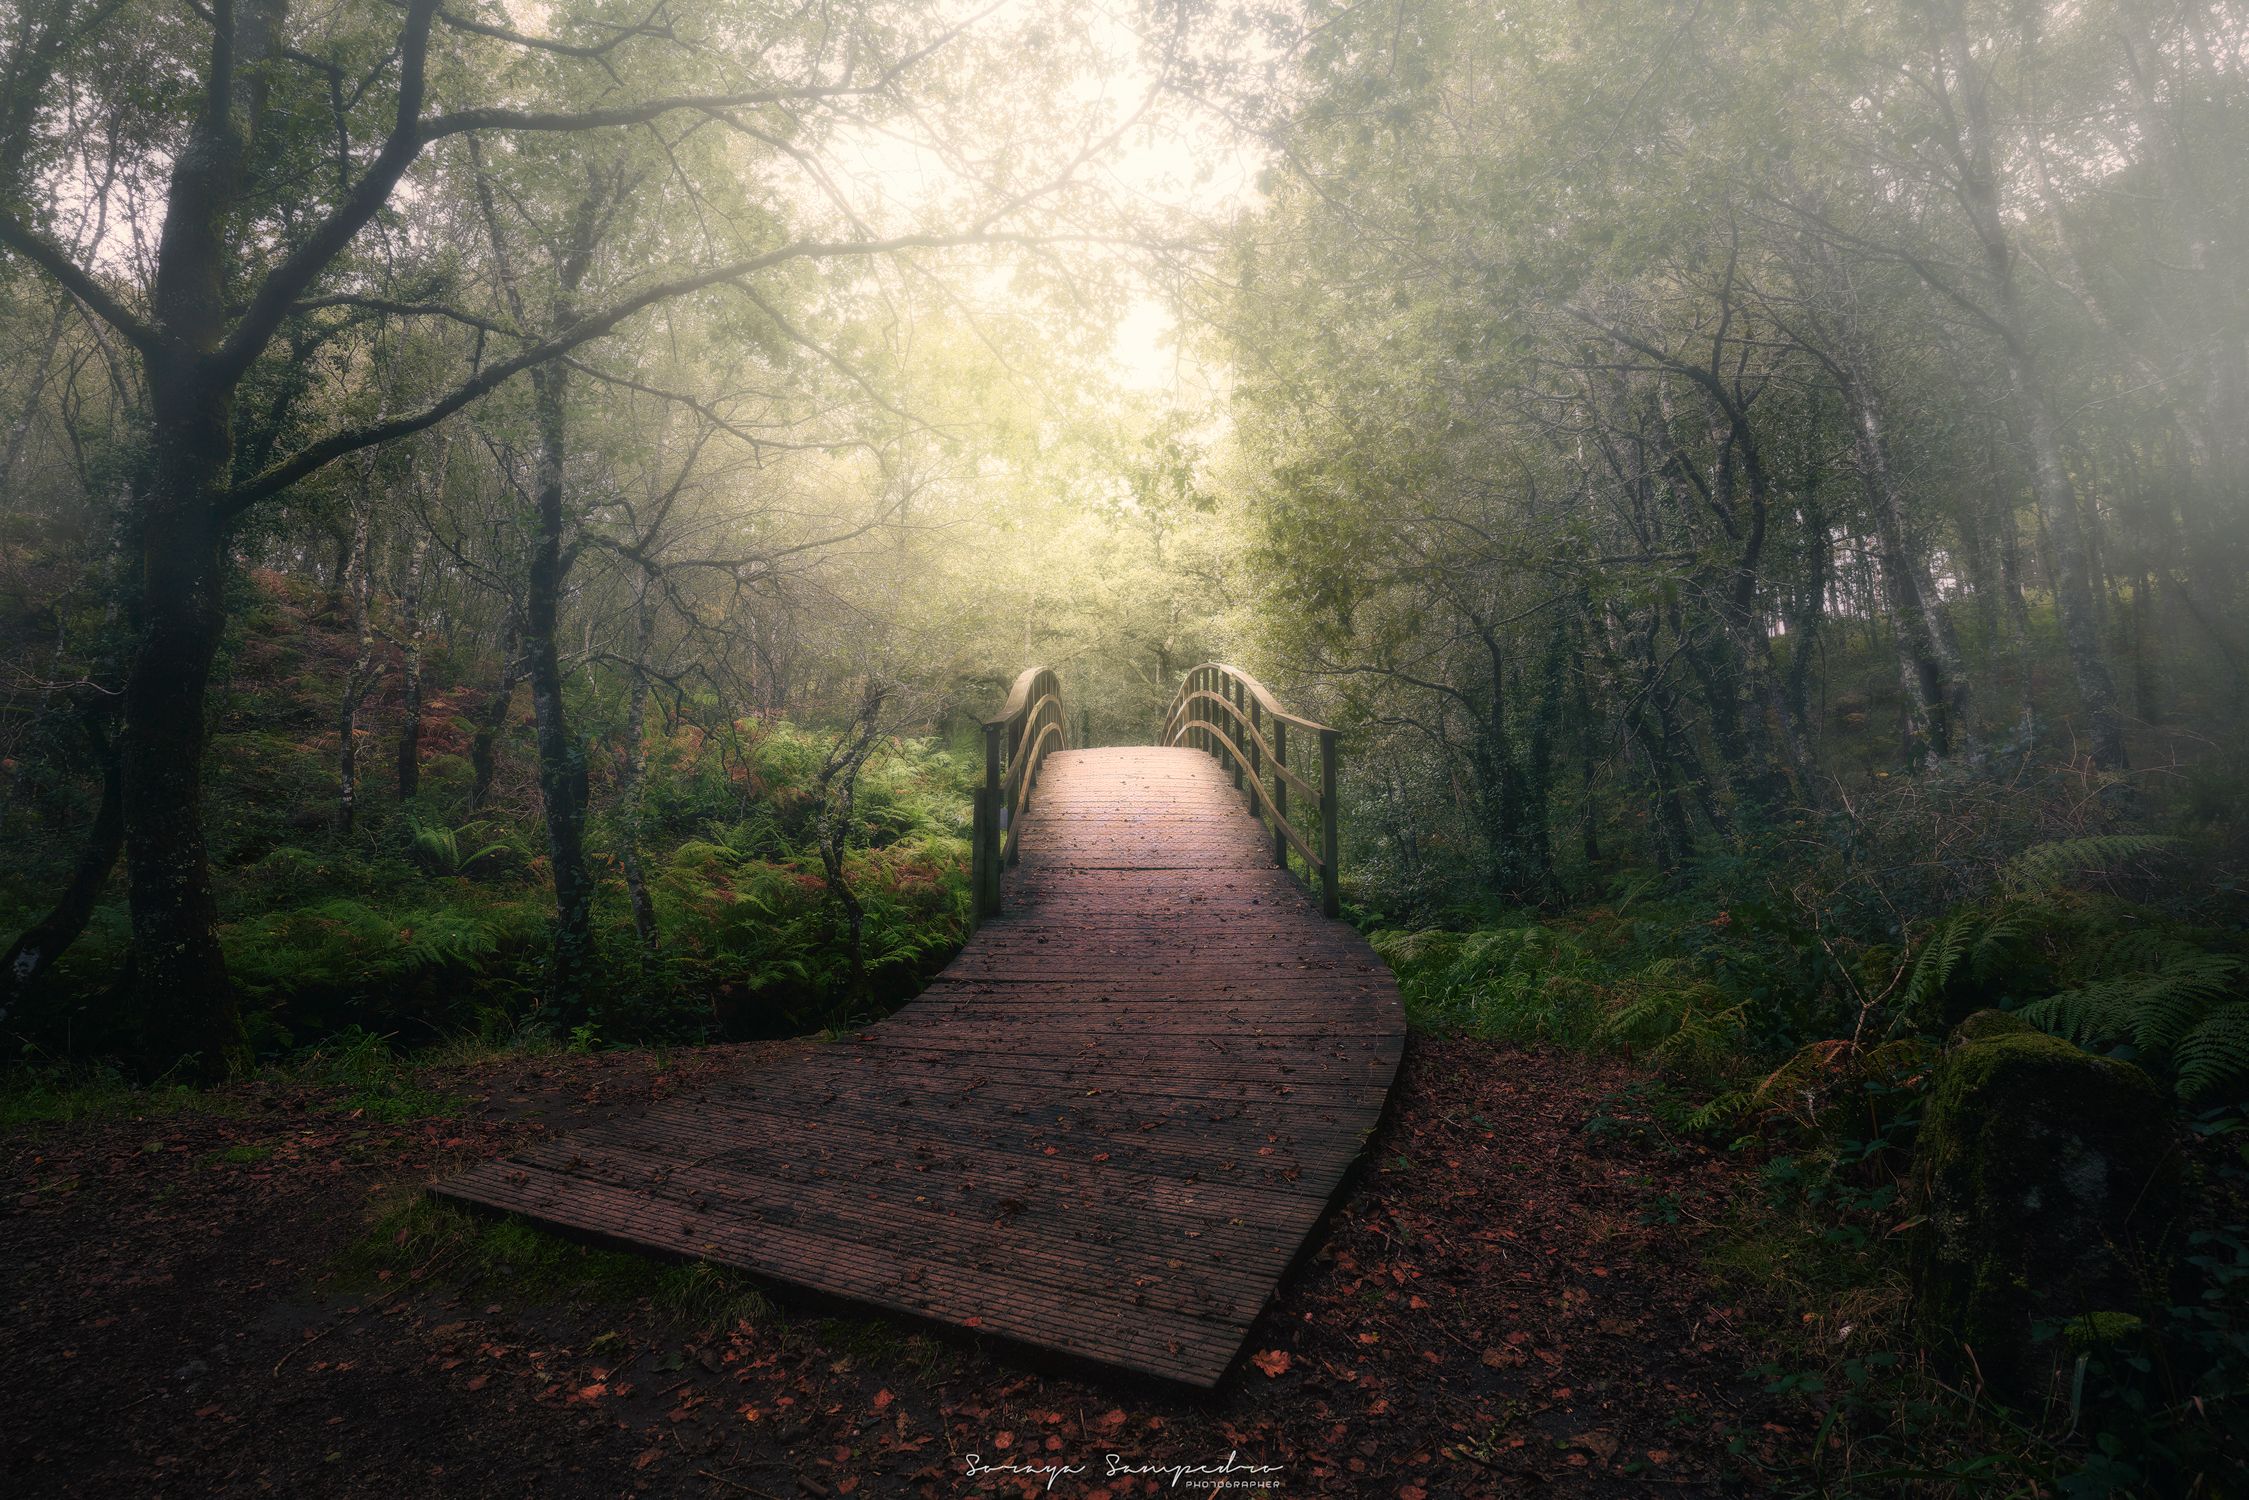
[1686,1089,1756,1133]
[1907,911,1977,1013]
[2023,950,2243,1091]
[2022,978,2154,1048]
[1968,905,2036,982]
[2004,835,2180,893]
[2091,927,2179,979]
[2128,954,2242,1051]
[2175,1005,2249,1102]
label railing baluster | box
[1229,677,1245,791]
[1246,694,1262,818]
[1272,717,1288,869]
[1160,664,1340,919]
[978,721,1003,917]
[1319,726,1340,918]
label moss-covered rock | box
[1910,1021,2179,1402]
[2061,1310,2145,1355]
[1949,1009,2033,1044]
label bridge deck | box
[434,747,1406,1388]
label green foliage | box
[2005,836,2186,895]
[0,1061,216,1129]
[1370,924,1605,1045]
[2021,938,2245,1102]
[339,1199,770,1332]
[1595,958,1746,1078]
[273,1028,465,1122]
[404,817,520,879]
[225,894,549,1042]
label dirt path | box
[3,1038,1793,1497]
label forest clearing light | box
[813,0,1266,399]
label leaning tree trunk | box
[0,293,69,493]
[0,706,124,1018]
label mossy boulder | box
[1910,1015,2179,1401]
[1949,1009,2033,1044]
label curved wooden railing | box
[1161,663,1340,917]
[971,666,1069,917]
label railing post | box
[1318,727,1340,918]
[979,721,1003,917]
[1272,719,1289,869]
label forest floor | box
[2,1037,1797,1498]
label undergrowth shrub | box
[1363,756,2249,1493]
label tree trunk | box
[121,364,240,1071]
[109,0,299,1073]
[0,708,124,1018]
[335,496,377,832]
[526,356,593,1017]
[0,293,70,492]
[817,683,888,1003]
[470,612,520,810]
[1839,365,1972,757]
[1468,626,1533,892]
[1938,2,2126,768]
[395,522,429,800]
[617,569,658,951]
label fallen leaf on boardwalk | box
[1250,1349,1292,1377]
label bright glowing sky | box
[814,0,1268,397]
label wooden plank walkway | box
[434,747,1406,1388]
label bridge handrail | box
[971,665,1069,917]
[1161,662,1340,916]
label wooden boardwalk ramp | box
[437,683,1404,1389]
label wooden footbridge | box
[437,666,1404,1388]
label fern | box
[2021,942,2244,1098]
[406,817,517,878]
[1967,905,2035,982]
[2023,952,2240,1051]
[2174,1006,2249,1102]
[1903,903,2041,1019]
[1598,958,1745,1077]
[1686,1089,1756,1133]
[2004,835,2180,894]
[1906,910,1978,1014]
